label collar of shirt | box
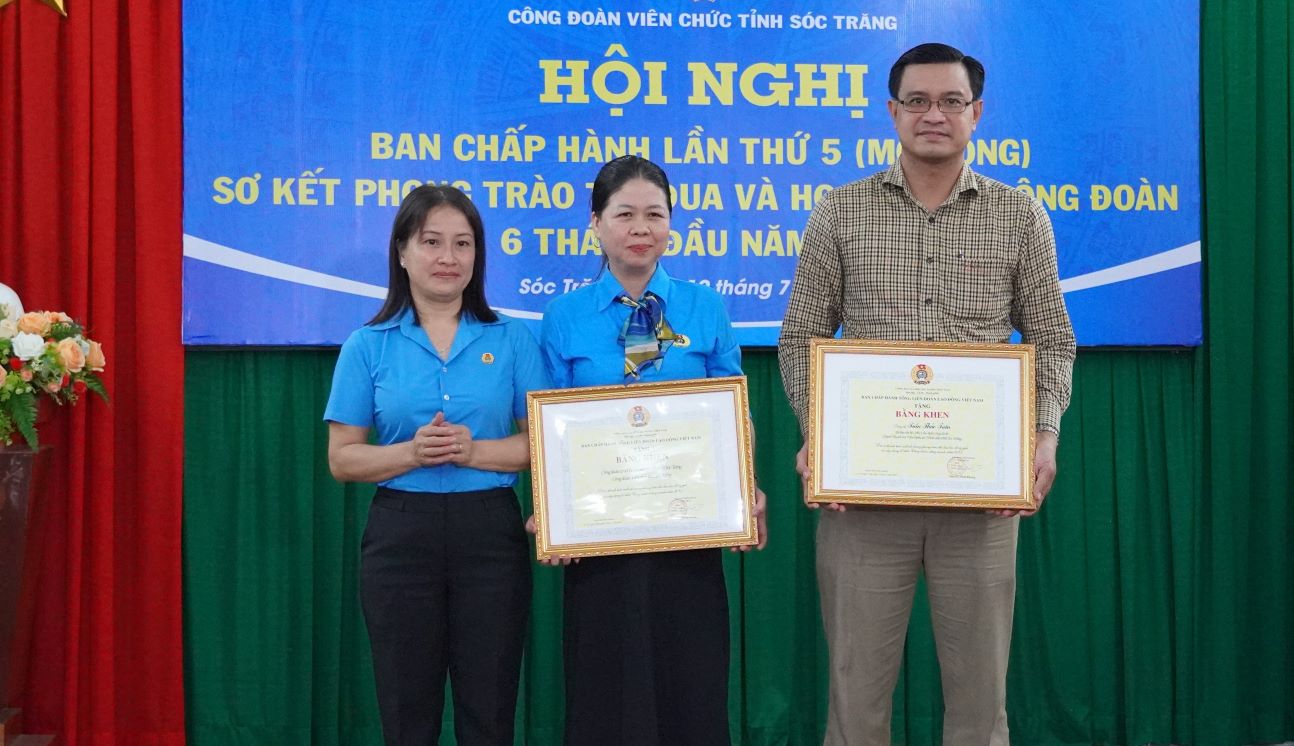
[882,161,982,209]
[370,307,500,362]
[593,263,675,311]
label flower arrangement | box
[0,306,107,448]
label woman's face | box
[592,178,670,281]
[400,205,476,306]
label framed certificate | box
[808,339,1036,509]
[527,376,758,559]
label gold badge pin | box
[674,334,690,348]
[481,353,495,364]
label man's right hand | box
[798,443,845,512]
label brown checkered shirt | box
[778,162,1076,435]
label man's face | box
[887,62,983,166]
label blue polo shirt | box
[324,307,550,492]
[541,265,742,387]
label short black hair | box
[888,43,985,101]
[369,184,498,326]
[590,155,672,217]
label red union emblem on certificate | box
[910,363,933,385]
[628,405,650,427]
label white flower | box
[78,337,90,355]
[11,332,45,360]
[0,318,16,340]
[0,284,23,320]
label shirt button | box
[923,298,933,305]
[927,216,935,224]
[442,367,448,372]
[925,336,934,341]
[442,394,450,401]
[926,256,935,263]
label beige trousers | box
[817,508,1019,746]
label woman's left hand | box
[423,412,475,466]
[732,485,768,552]
[525,515,580,566]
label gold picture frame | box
[527,376,758,559]
[808,339,1036,509]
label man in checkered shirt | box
[778,43,1075,745]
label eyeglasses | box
[895,96,972,113]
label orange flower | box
[17,312,51,336]
[49,311,74,324]
[57,338,85,373]
[86,340,106,371]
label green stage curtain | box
[1199,0,1294,742]
[187,349,1228,746]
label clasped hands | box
[411,412,474,467]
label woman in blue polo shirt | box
[540,156,767,745]
[325,185,548,746]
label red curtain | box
[0,1,185,743]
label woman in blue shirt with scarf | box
[325,185,548,745]
[540,156,767,745]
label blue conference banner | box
[182,1,1200,346]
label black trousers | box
[563,549,731,746]
[360,486,531,746]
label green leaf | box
[82,375,109,401]
[49,322,82,340]
[10,391,38,449]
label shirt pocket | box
[373,358,442,438]
[940,236,1016,322]
[663,335,711,379]
[451,353,514,427]
[564,333,627,386]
